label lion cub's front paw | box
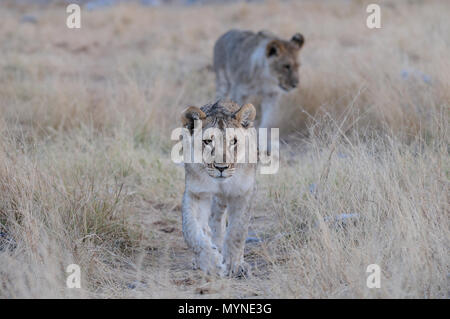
[225,261,252,278]
[195,247,226,277]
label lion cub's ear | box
[291,33,305,49]
[181,106,206,133]
[266,40,282,58]
[236,103,256,128]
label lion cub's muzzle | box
[280,78,299,92]
[214,163,230,172]
[207,163,235,179]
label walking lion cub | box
[181,100,257,276]
[214,29,304,128]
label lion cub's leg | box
[182,191,225,276]
[259,93,280,129]
[209,195,227,253]
[222,194,253,277]
[215,69,231,100]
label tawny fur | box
[181,101,257,276]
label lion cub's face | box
[266,33,304,92]
[182,101,256,180]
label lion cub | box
[214,29,304,128]
[181,100,257,276]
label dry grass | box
[0,0,448,298]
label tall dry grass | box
[0,0,448,298]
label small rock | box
[85,0,117,11]
[401,68,432,85]
[309,183,318,195]
[126,281,147,289]
[245,236,261,244]
[20,15,38,24]
[141,0,161,6]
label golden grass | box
[0,0,448,298]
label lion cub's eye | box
[203,139,213,145]
[284,64,291,71]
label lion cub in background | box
[181,100,257,277]
[214,29,304,129]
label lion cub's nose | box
[213,164,229,172]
